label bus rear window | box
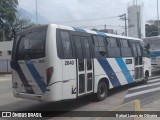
[17,30,47,60]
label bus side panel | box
[12,70,26,94]
[94,57,135,93]
[43,24,63,101]
[62,59,77,100]
[107,58,128,85]
[143,57,151,76]
[42,82,63,102]
[122,57,135,82]
[93,58,113,93]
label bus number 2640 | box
[65,60,74,65]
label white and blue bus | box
[11,24,151,102]
[143,36,160,69]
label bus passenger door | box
[131,42,143,80]
[73,36,94,96]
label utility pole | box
[124,14,127,36]
[104,24,106,30]
[157,0,160,35]
[35,0,38,24]
[118,14,127,36]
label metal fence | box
[0,59,11,73]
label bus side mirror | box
[145,44,150,49]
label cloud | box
[17,0,160,32]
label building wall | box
[0,41,13,73]
[128,4,145,38]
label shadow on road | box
[0,82,142,112]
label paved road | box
[1,74,160,120]
[124,75,160,103]
[0,74,127,120]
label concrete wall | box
[128,4,145,39]
[0,41,13,73]
[0,59,11,73]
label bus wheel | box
[96,82,108,101]
[143,72,149,84]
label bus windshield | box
[15,29,47,60]
[150,41,160,49]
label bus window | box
[132,43,138,57]
[17,30,46,60]
[82,37,91,59]
[60,31,73,59]
[12,36,20,60]
[131,42,143,65]
[136,44,142,56]
[98,36,106,56]
[120,39,132,57]
[92,36,107,57]
[107,37,121,57]
[143,48,149,57]
[74,36,84,71]
[82,38,92,70]
[109,37,118,47]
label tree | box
[145,20,160,37]
[14,10,37,32]
[0,1,37,41]
[0,0,18,41]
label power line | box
[52,16,119,24]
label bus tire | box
[96,81,108,101]
[143,71,149,84]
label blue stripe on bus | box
[73,27,87,32]
[150,51,160,57]
[115,58,134,84]
[97,58,121,87]
[26,62,47,93]
[96,32,107,36]
[11,61,34,94]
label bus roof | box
[17,24,142,42]
[57,24,142,41]
[16,25,48,35]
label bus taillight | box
[46,67,53,86]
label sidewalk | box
[95,100,141,120]
[141,99,160,120]
[0,74,12,81]
[0,73,12,77]
[95,96,160,120]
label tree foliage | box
[145,20,160,37]
[0,0,37,41]
[0,0,18,41]
[0,0,18,24]
[14,10,37,32]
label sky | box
[17,0,160,33]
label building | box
[0,41,13,73]
[128,2,145,38]
[99,29,114,34]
